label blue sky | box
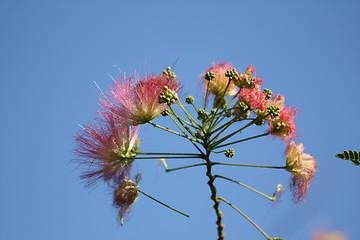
[1,1,359,239]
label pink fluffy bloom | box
[286,141,317,202]
[233,65,263,89]
[202,62,238,96]
[100,73,181,126]
[311,231,348,240]
[238,87,267,111]
[267,94,285,110]
[269,106,297,141]
[245,65,256,75]
[74,118,140,186]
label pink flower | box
[268,106,297,141]
[74,117,140,186]
[245,65,256,75]
[100,73,181,126]
[202,62,238,96]
[286,141,317,202]
[267,94,285,110]
[311,231,348,240]
[233,65,263,89]
[238,87,267,111]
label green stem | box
[168,111,194,127]
[215,132,270,149]
[136,152,200,156]
[177,100,202,128]
[212,113,270,147]
[162,162,207,172]
[131,156,202,160]
[204,81,211,110]
[207,79,232,127]
[210,109,248,144]
[212,162,287,169]
[218,197,272,240]
[214,175,275,201]
[190,102,198,112]
[138,190,189,218]
[223,88,241,109]
[148,121,199,143]
[148,121,185,137]
[169,105,198,139]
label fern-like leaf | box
[335,150,360,166]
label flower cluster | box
[74,62,317,238]
[75,68,182,224]
[205,63,297,141]
[202,62,315,199]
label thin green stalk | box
[211,149,227,154]
[209,110,248,144]
[207,104,242,132]
[212,162,287,169]
[169,105,198,138]
[148,121,186,138]
[148,121,199,143]
[148,121,202,155]
[207,79,232,127]
[177,100,202,128]
[168,111,194,127]
[214,175,275,201]
[138,190,189,218]
[131,156,202,160]
[136,152,200,156]
[212,113,270,147]
[223,88,241,109]
[161,162,206,172]
[190,102,198,112]
[215,132,270,149]
[204,81,211,110]
[218,197,272,240]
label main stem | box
[204,151,225,240]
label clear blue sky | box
[1,1,359,239]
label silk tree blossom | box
[253,94,286,121]
[286,141,317,201]
[269,106,297,141]
[74,118,140,186]
[245,65,256,75]
[233,65,263,89]
[202,62,238,97]
[100,73,181,126]
[267,94,285,110]
[311,231,348,240]
[238,87,267,111]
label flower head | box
[267,94,285,110]
[202,62,238,97]
[245,65,256,75]
[233,65,263,89]
[74,117,140,186]
[113,174,141,226]
[238,87,267,111]
[100,72,181,126]
[286,141,317,201]
[312,231,348,240]
[269,106,297,141]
